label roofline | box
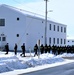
[0,4,67,26]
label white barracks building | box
[0,4,67,50]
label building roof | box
[0,4,67,26]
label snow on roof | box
[0,4,66,26]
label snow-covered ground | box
[0,51,74,75]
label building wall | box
[0,5,67,51]
[67,39,74,46]
[25,16,45,50]
[0,5,27,50]
[25,16,67,50]
[47,21,66,46]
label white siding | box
[0,4,67,50]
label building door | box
[0,34,6,50]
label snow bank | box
[0,52,65,73]
[0,55,28,73]
[57,53,74,57]
[26,54,64,67]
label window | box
[57,26,59,31]
[64,39,66,44]
[72,41,74,42]
[1,34,4,36]
[16,34,19,37]
[61,27,63,32]
[0,19,5,26]
[53,38,55,44]
[61,39,62,44]
[2,37,6,41]
[42,21,43,23]
[68,41,69,42]
[26,33,28,35]
[17,17,19,21]
[54,25,55,31]
[42,36,43,38]
[49,24,51,30]
[0,37,1,41]
[57,38,59,44]
[64,27,66,33]
[49,37,51,44]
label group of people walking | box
[34,44,51,56]
[5,43,25,57]
[4,43,74,57]
[34,44,74,56]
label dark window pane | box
[49,37,51,44]
[17,18,19,21]
[61,39,62,44]
[54,25,55,31]
[0,37,1,41]
[57,38,59,44]
[49,24,51,30]
[2,37,6,41]
[57,26,59,31]
[53,38,55,44]
[64,27,66,33]
[0,19,5,26]
[61,27,63,32]
[16,34,19,37]
[64,39,66,44]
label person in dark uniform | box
[67,45,69,53]
[48,45,51,53]
[54,45,57,55]
[51,45,55,54]
[34,44,38,56]
[14,43,18,55]
[44,44,48,53]
[21,43,25,57]
[57,46,60,55]
[72,46,74,53]
[5,43,9,54]
[40,44,44,54]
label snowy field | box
[0,51,74,75]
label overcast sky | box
[0,0,74,39]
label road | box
[19,62,74,75]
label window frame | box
[57,38,59,44]
[61,38,62,44]
[61,27,63,32]
[49,24,51,30]
[0,19,5,26]
[49,37,51,44]
[54,25,55,31]
[57,26,59,32]
[53,38,55,44]
[2,37,6,41]
[64,27,66,33]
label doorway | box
[0,34,6,50]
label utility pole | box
[44,0,48,45]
